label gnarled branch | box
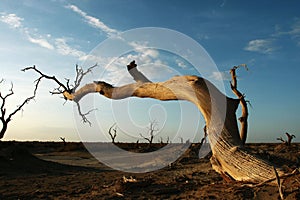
[108,123,117,143]
[22,64,97,124]
[230,65,249,145]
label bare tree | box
[159,136,163,144]
[60,137,66,146]
[23,60,286,183]
[200,125,208,145]
[286,132,296,146]
[0,80,35,139]
[179,136,183,144]
[159,136,169,144]
[140,120,158,147]
[277,132,296,146]
[108,123,117,144]
[166,136,170,144]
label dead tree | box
[179,136,183,144]
[108,123,117,144]
[166,136,170,144]
[0,80,35,139]
[60,137,66,146]
[286,132,295,146]
[23,60,286,183]
[200,125,208,145]
[140,120,158,147]
[230,65,249,145]
[159,136,163,144]
[277,132,296,146]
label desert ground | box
[0,141,300,200]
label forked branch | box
[22,64,97,125]
[277,132,296,146]
[0,80,35,139]
[108,123,118,143]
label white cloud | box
[1,13,56,51]
[275,19,300,46]
[27,35,54,50]
[65,4,119,37]
[55,38,86,60]
[175,59,187,69]
[0,13,23,28]
[0,12,100,60]
[210,71,231,81]
[244,39,276,54]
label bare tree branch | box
[22,65,69,94]
[140,120,158,147]
[0,80,35,139]
[277,132,296,146]
[277,137,286,143]
[60,137,66,146]
[230,64,249,145]
[75,101,96,126]
[73,63,98,91]
[108,122,117,143]
[22,64,98,124]
[274,166,284,200]
[127,60,151,83]
[285,132,296,146]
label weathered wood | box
[230,65,249,145]
[24,61,283,183]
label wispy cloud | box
[0,13,23,28]
[273,18,300,46]
[0,12,90,59]
[245,18,300,54]
[175,59,187,69]
[210,71,231,81]
[55,38,85,59]
[244,39,276,54]
[65,4,119,37]
[27,35,54,50]
[0,12,55,51]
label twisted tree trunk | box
[24,61,283,183]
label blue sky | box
[1,0,300,143]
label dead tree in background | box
[0,79,35,140]
[140,120,158,148]
[286,132,296,146]
[24,60,287,183]
[108,123,117,144]
[60,137,66,146]
[159,137,163,144]
[277,132,296,146]
[179,136,183,144]
[200,125,208,145]
[159,136,169,145]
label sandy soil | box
[0,141,300,199]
